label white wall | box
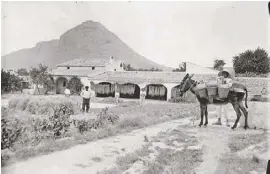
[80,77,90,87]
[106,58,124,71]
[186,62,218,74]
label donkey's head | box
[179,73,195,97]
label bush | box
[1,116,25,150]
[1,101,75,150]
[72,107,120,134]
[8,96,80,115]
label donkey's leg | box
[239,102,249,129]
[199,105,204,127]
[204,105,208,126]
[231,103,242,130]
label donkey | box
[178,74,249,130]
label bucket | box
[218,87,230,98]
[207,87,217,96]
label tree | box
[213,59,226,71]
[233,47,270,74]
[29,64,53,94]
[123,64,136,71]
[1,69,22,94]
[67,77,83,95]
[172,62,186,72]
[17,68,29,76]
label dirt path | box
[2,118,191,174]
[194,126,230,174]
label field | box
[1,94,269,174]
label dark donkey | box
[178,74,249,130]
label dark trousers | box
[82,98,90,112]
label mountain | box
[2,20,172,71]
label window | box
[63,81,66,87]
[67,67,70,69]
[114,69,116,71]
[120,63,122,67]
[92,67,95,70]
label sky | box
[1,1,269,68]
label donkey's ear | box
[189,74,194,78]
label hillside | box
[2,20,172,71]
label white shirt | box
[81,90,94,99]
[64,89,70,95]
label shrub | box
[8,96,79,115]
[1,115,25,150]
[117,116,145,130]
[72,108,120,134]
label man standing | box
[80,86,93,113]
[64,87,71,97]
[212,69,232,126]
[140,87,146,105]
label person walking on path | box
[80,86,94,113]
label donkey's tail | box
[245,87,248,108]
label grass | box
[217,131,268,174]
[2,96,198,167]
[228,133,268,153]
[219,154,267,174]
[99,126,203,174]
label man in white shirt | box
[140,87,146,105]
[64,88,71,97]
[80,86,94,113]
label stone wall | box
[234,77,270,96]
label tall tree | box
[17,68,29,76]
[233,47,270,74]
[29,64,53,94]
[1,69,22,94]
[213,59,226,71]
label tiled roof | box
[88,71,217,84]
[57,59,110,67]
[51,68,105,77]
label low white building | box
[51,56,124,94]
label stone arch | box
[55,77,68,94]
[146,84,167,101]
[118,83,140,99]
[95,82,115,97]
[68,77,83,95]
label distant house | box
[51,56,124,94]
